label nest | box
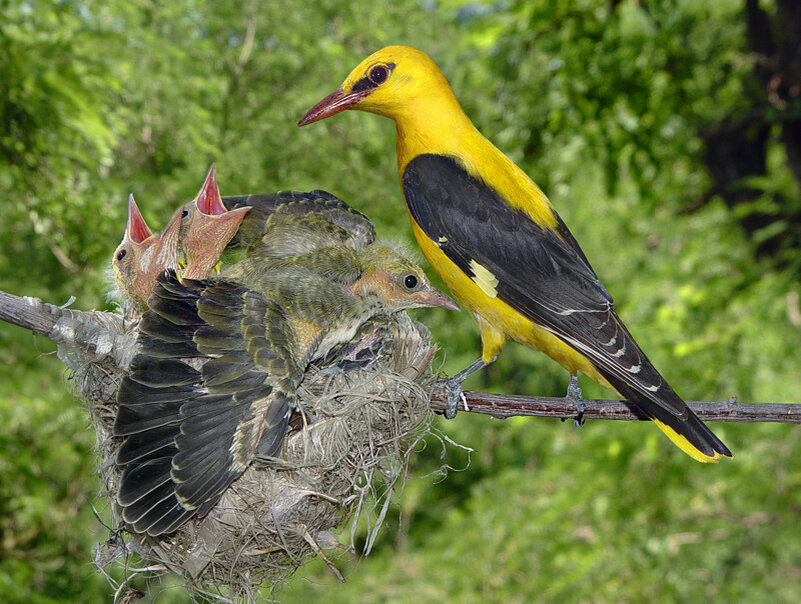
[60,309,437,602]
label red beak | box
[127,194,152,243]
[195,164,226,215]
[298,87,372,126]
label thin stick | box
[429,391,801,424]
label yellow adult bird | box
[299,45,732,462]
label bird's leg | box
[566,374,585,427]
[437,358,488,419]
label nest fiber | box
[58,308,436,602]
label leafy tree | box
[1,1,800,602]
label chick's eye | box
[116,249,127,261]
[403,274,418,289]
[181,209,189,218]
[368,64,389,85]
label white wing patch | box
[469,259,499,298]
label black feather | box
[118,457,173,506]
[114,402,184,435]
[174,461,238,510]
[139,312,199,343]
[121,479,176,524]
[147,506,196,536]
[117,424,178,464]
[256,406,290,458]
[128,357,200,387]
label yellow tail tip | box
[651,418,732,463]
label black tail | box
[600,371,732,462]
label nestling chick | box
[179,165,250,280]
[111,194,181,311]
[114,242,455,536]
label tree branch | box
[2,288,800,424]
[429,391,801,424]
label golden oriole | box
[299,45,731,463]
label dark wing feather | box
[223,190,375,252]
[114,271,297,536]
[402,154,682,415]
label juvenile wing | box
[223,190,375,253]
[114,271,299,536]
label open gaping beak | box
[195,164,226,215]
[127,194,152,243]
[298,87,371,126]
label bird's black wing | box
[402,153,682,414]
[114,271,297,536]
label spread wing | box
[402,153,684,416]
[114,271,299,536]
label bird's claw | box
[566,374,585,428]
[434,377,463,419]
[444,378,462,419]
[435,358,487,419]
[573,400,586,428]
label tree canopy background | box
[1,0,800,602]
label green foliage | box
[1,0,800,602]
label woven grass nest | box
[55,306,438,602]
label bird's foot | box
[435,358,487,420]
[434,376,466,419]
[566,374,585,427]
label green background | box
[1,0,800,602]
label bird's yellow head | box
[355,244,459,313]
[298,45,459,125]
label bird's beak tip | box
[442,298,461,312]
[298,87,367,126]
[126,193,152,243]
[196,166,226,215]
[427,291,460,312]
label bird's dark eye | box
[403,274,418,289]
[181,209,189,218]
[368,64,389,85]
[116,249,127,261]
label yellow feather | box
[651,419,726,463]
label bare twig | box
[429,391,801,424]
[2,288,800,424]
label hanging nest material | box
[8,295,439,601]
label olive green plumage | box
[114,192,456,536]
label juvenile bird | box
[111,194,182,311]
[179,165,251,280]
[299,45,731,462]
[114,211,457,535]
[222,188,375,256]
